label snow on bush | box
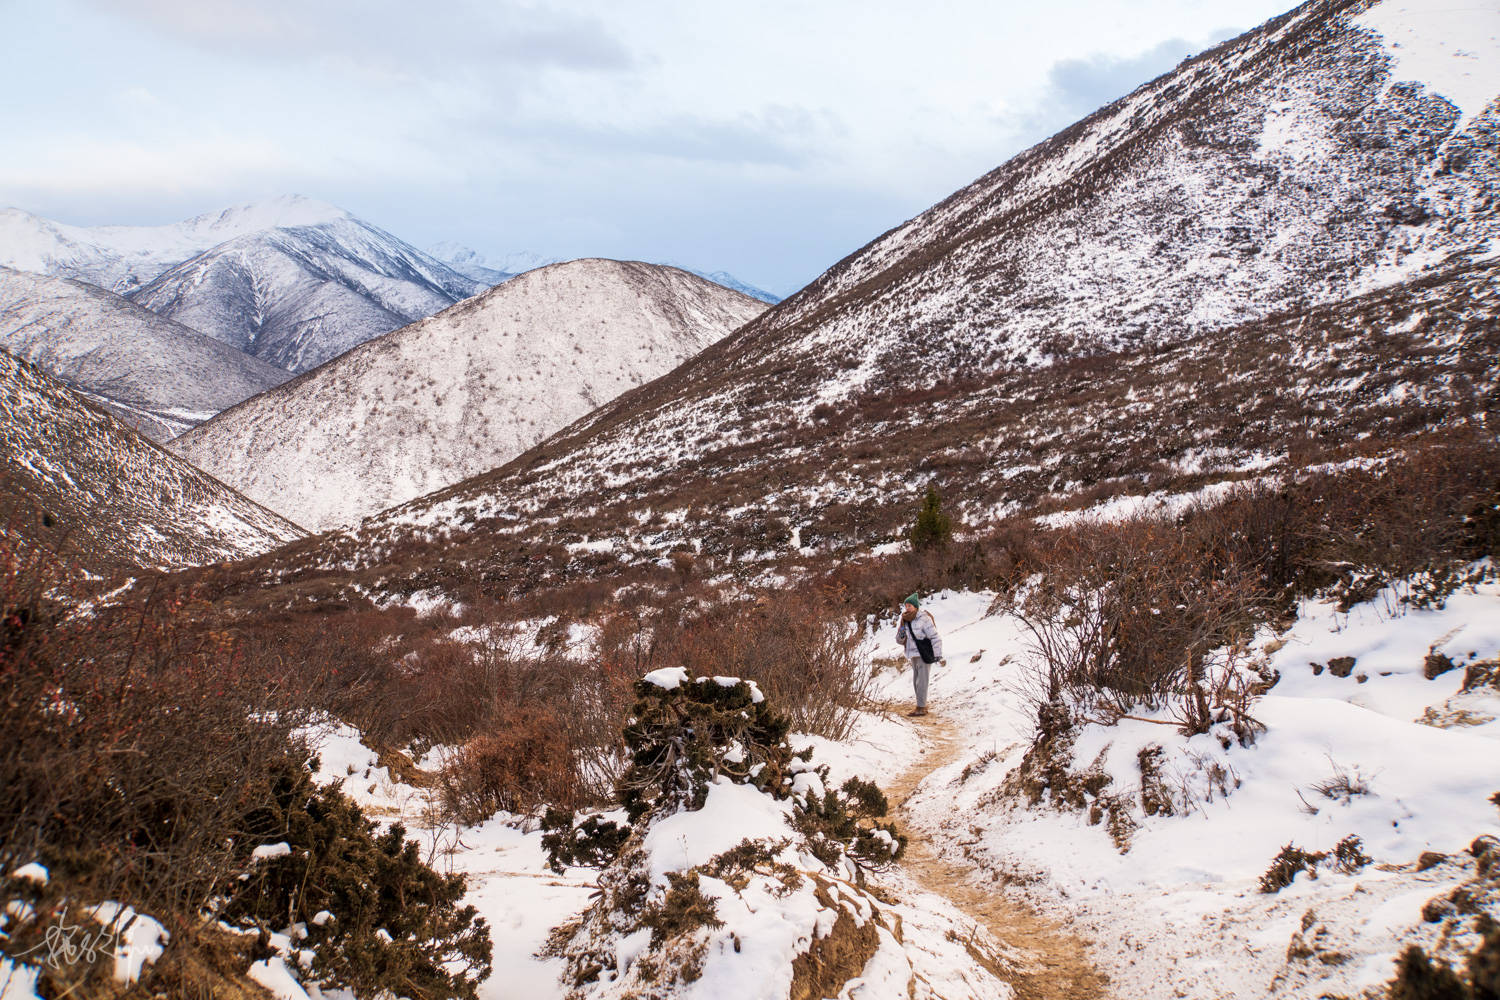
[541,671,906,999]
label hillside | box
[130,215,483,373]
[169,260,768,532]
[202,0,1498,606]
[0,349,305,571]
[0,266,290,440]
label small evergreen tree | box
[909,484,953,550]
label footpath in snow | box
[858,581,1500,1000]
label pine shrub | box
[224,756,492,1000]
[909,484,954,550]
[1389,944,1468,1000]
[545,673,903,876]
[1331,834,1372,874]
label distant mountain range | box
[426,243,784,304]
[0,196,485,375]
[0,198,782,444]
[129,213,483,373]
[169,260,769,531]
[0,348,304,571]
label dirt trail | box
[884,714,1110,1000]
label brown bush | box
[0,541,316,945]
[438,706,581,823]
[1012,517,1266,737]
[635,588,871,740]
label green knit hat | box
[904,593,920,609]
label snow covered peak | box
[1353,0,1500,129]
[174,194,351,238]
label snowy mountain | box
[0,348,304,571]
[664,265,782,304]
[0,196,485,374]
[425,242,518,285]
[212,0,1497,601]
[168,260,769,532]
[0,195,350,296]
[130,217,484,373]
[0,266,290,441]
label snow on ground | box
[854,582,1500,999]
[436,816,597,1000]
[240,574,1499,999]
[301,720,428,818]
[1354,0,1500,130]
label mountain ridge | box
[0,347,305,572]
[191,0,1498,607]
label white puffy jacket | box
[897,610,943,661]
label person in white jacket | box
[896,593,943,717]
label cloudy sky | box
[2,0,1295,295]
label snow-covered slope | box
[130,217,483,373]
[0,265,290,440]
[0,349,304,570]
[216,0,1496,605]
[0,195,349,296]
[867,581,1500,1000]
[168,260,768,532]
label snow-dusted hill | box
[169,260,768,532]
[0,266,290,441]
[130,217,484,372]
[0,349,304,571]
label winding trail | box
[883,714,1111,1000]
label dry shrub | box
[438,706,581,823]
[1013,517,1266,737]
[639,588,871,739]
[0,541,324,991]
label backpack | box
[904,611,938,665]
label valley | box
[1,0,1496,998]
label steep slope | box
[206,0,1498,605]
[130,218,482,373]
[168,260,768,532]
[0,349,305,571]
[0,195,350,295]
[0,266,290,440]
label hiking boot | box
[907,707,928,718]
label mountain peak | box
[182,194,350,235]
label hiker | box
[896,594,942,717]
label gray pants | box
[909,656,930,709]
